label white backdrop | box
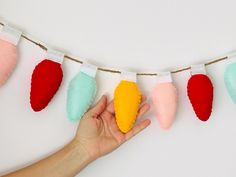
[0,0,236,176]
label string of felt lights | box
[0,21,229,76]
[0,21,236,132]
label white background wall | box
[0,0,236,176]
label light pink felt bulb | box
[0,25,21,86]
[152,72,178,129]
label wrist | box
[69,139,95,162]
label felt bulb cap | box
[0,39,17,86]
[114,80,141,133]
[152,82,177,129]
[30,59,63,112]
[224,62,236,103]
[187,74,213,121]
[67,72,97,121]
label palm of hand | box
[75,95,150,160]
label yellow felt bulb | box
[114,72,141,133]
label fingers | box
[141,95,147,103]
[125,96,150,140]
[90,95,107,117]
[125,119,151,141]
[137,103,150,118]
[106,100,114,114]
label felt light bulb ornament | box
[187,65,214,121]
[114,71,141,133]
[152,72,177,129]
[0,25,22,86]
[67,63,97,122]
[224,55,236,103]
[30,49,64,112]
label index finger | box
[125,119,151,141]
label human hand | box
[73,95,151,161]
[2,95,150,177]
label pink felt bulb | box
[152,72,178,129]
[0,25,21,86]
[0,39,17,86]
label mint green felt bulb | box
[67,64,97,121]
[224,61,236,103]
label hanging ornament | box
[30,49,64,112]
[224,55,236,103]
[0,25,21,86]
[114,71,141,133]
[67,63,97,121]
[152,72,178,129]
[187,64,214,121]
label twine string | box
[0,22,228,76]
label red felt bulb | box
[187,74,213,121]
[30,59,63,112]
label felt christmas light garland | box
[1,21,236,131]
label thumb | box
[90,95,107,117]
